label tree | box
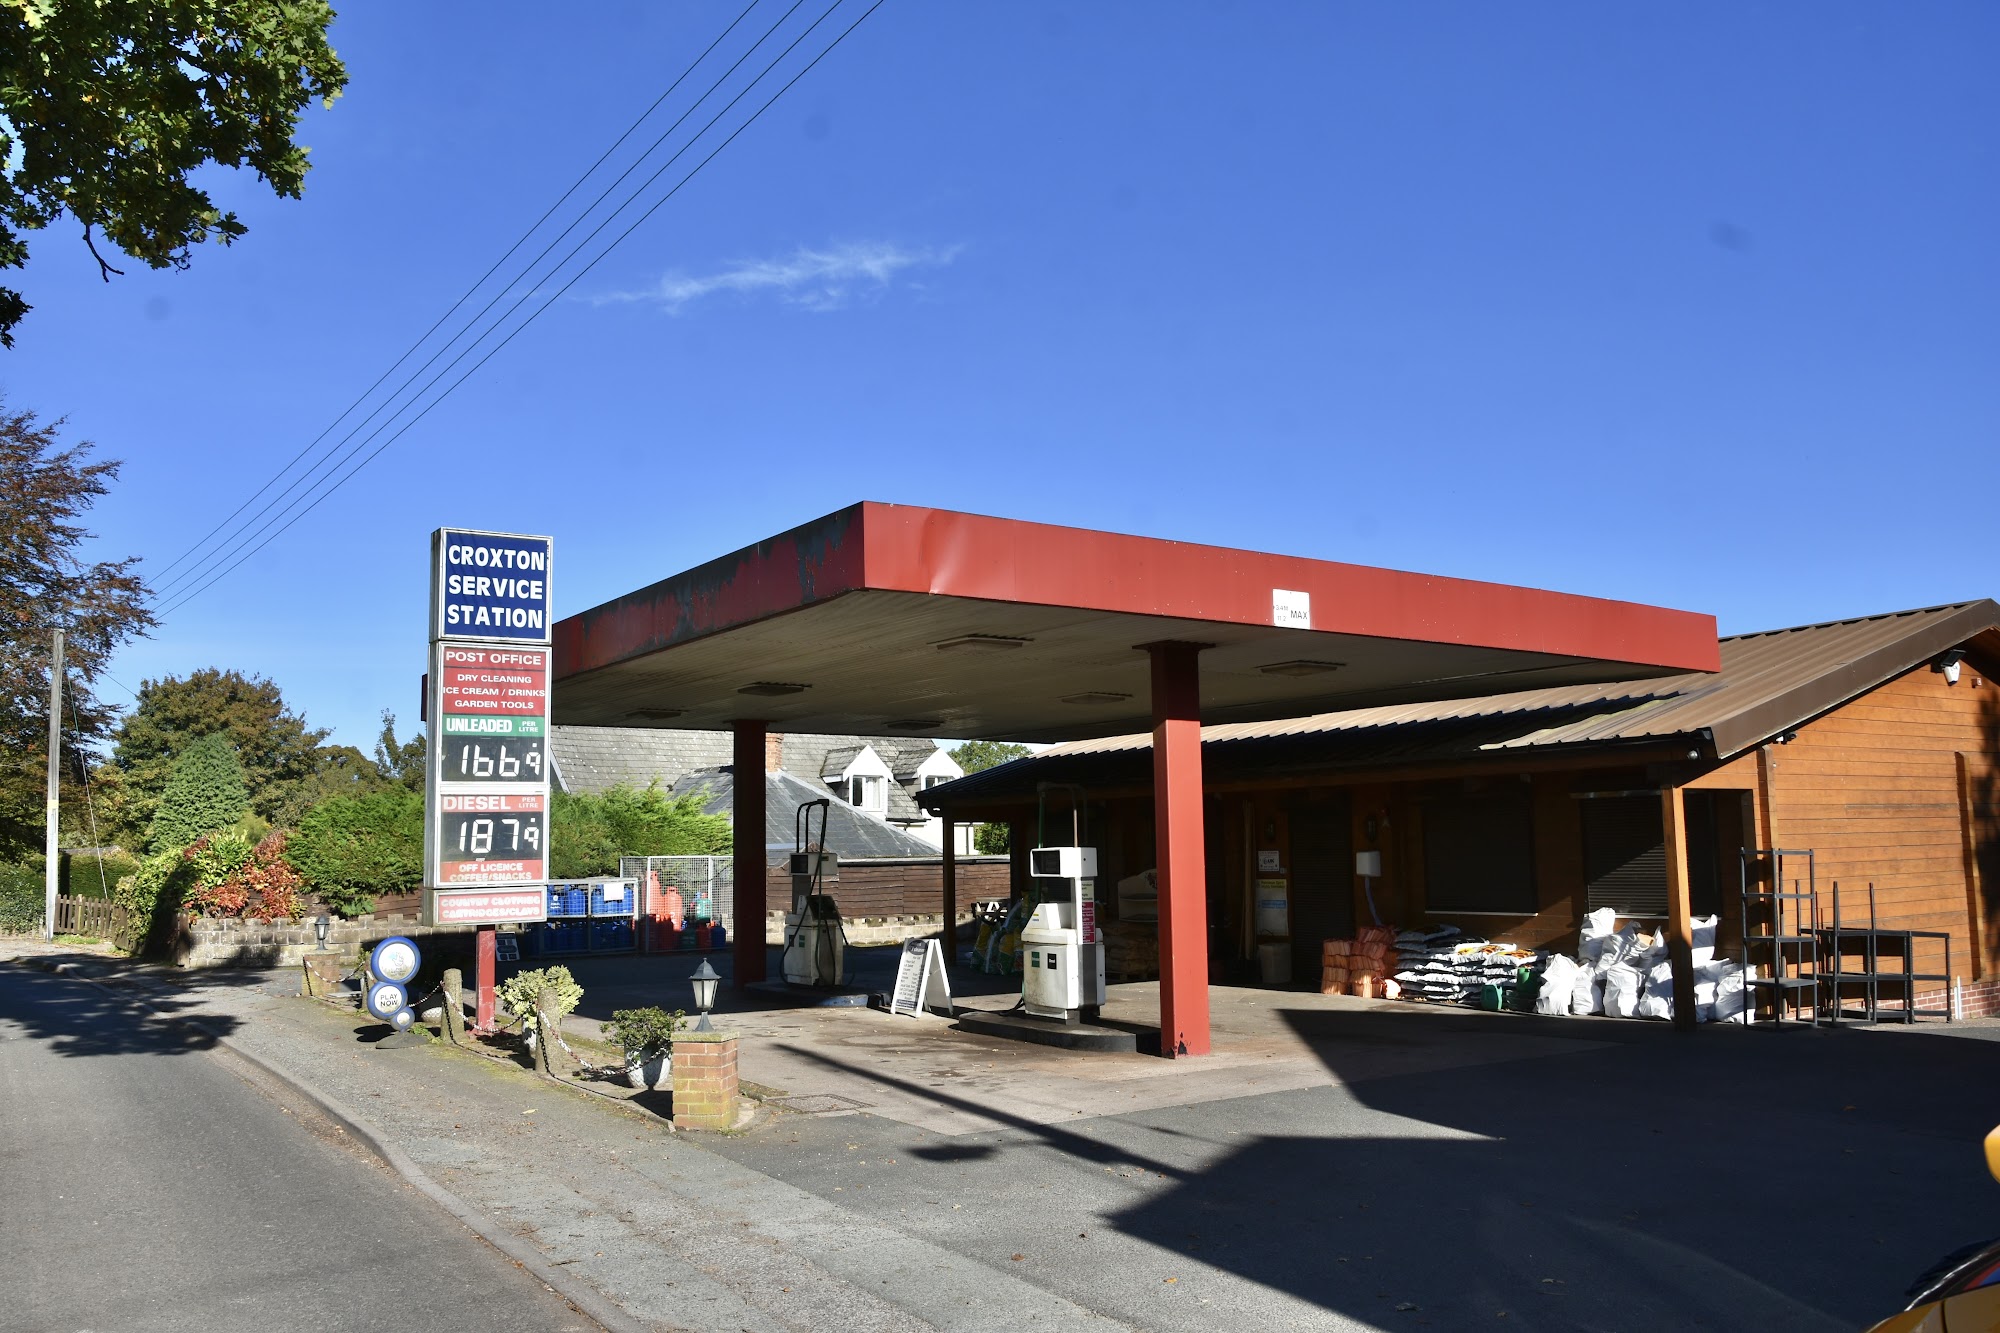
[0,400,153,859]
[950,740,1032,774]
[105,668,333,838]
[373,711,425,793]
[949,741,1032,857]
[0,2,348,346]
[148,733,248,852]
[549,784,731,878]
[285,787,424,916]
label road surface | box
[0,963,601,1333]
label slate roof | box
[920,601,2000,808]
[669,767,942,861]
[548,726,947,826]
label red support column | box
[475,924,496,1032]
[1147,641,1211,1057]
[733,719,768,985]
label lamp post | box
[689,957,719,1032]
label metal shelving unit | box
[1739,847,1821,1026]
[1822,881,1952,1025]
[521,877,638,957]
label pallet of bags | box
[1102,919,1159,981]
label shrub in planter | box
[496,966,583,1057]
[606,1005,683,1090]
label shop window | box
[1579,795,1667,917]
[1423,790,1536,914]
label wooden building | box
[922,602,2000,1019]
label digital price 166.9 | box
[442,736,545,784]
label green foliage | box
[606,1006,684,1058]
[0,403,153,860]
[498,966,583,1035]
[285,788,424,916]
[949,740,1032,773]
[187,830,306,921]
[973,822,1011,855]
[0,1,349,345]
[0,859,43,932]
[62,849,139,901]
[147,734,248,852]
[105,668,337,840]
[550,783,731,878]
[373,711,426,793]
[113,844,198,951]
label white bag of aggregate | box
[1578,908,1620,964]
[1712,961,1750,1024]
[1571,961,1604,1015]
[1690,914,1719,966]
[1637,963,1675,1021]
[1536,955,1578,1016]
[1602,963,1644,1018]
[1594,925,1638,973]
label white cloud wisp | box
[596,241,960,315]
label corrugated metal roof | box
[923,601,2000,806]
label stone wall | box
[177,914,479,969]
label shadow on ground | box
[1,959,244,1058]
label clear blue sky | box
[5,2,1995,751]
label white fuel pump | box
[1021,845,1106,1024]
[782,800,846,986]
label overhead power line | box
[147,0,771,600]
[153,0,885,619]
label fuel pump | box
[1021,845,1107,1024]
[782,798,846,986]
[1019,782,1104,1024]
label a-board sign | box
[422,886,549,927]
[889,938,952,1018]
[431,529,553,644]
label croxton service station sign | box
[423,528,555,916]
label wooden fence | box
[0,895,129,944]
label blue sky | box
[5,2,1995,751]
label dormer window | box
[848,775,884,812]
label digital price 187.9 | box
[441,736,545,784]
[438,810,545,860]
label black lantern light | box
[689,957,720,1031]
[314,913,331,951]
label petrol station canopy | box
[550,503,1719,740]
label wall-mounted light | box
[737,682,809,697]
[1257,660,1346,677]
[933,634,1032,653]
[1060,691,1132,705]
[1935,648,1968,685]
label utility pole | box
[44,628,62,940]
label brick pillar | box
[765,731,784,773]
[671,1030,740,1130]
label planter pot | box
[624,1048,671,1090]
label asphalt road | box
[0,964,600,1333]
[705,1006,2000,1332]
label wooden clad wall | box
[766,859,1011,917]
[1767,662,1996,973]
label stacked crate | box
[1321,925,1398,997]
